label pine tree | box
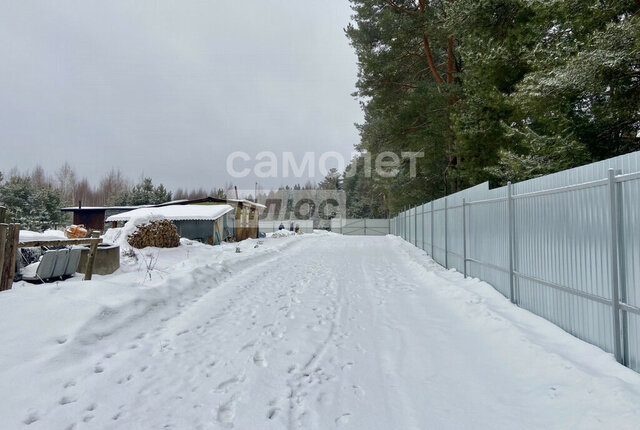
[0,176,63,231]
[112,178,172,206]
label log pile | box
[128,219,180,249]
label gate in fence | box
[391,151,640,373]
[331,219,390,236]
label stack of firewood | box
[128,219,180,249]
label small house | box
[106,205,234,245]
[156,197,266,241]
[62,197,265,240]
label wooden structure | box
[234,201,261,241]
[0,215,20,292]
[61,205,140,232]
[106,205,233,245]
[158,197,265,241]
[63,198,265,240]
[0,228,103,291]
[17,233,103,281]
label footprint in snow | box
[240,341,256,352]
[23,410,40,425]
[253,351,268,367]
[217,399,236,425]
[335,413,352,425]
[317,392,329,405]
[352,385,365,397]
[267,407,280,420]
[341,362,354,371]
[59,396,77,406]
[215,376,243,392]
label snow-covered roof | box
[155,198,266,210]
[61,206,144,211]
[106,204,234,222]
[63,199,266,212]
[228,199,267,209]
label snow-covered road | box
[3,233,640,429]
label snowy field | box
[2,232,640,429]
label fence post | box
[404,207,408,240]
[0,224,6,291]
[413,206,418,248]
[508,182,516,304]
[608,169,623,364]
[9,225,19,289]
[0,223,19,292]
[430,201,434,258]
[421,205,425,251]
[462,198,467,278]
[616,178,629,366]
[444,197,448,269]
[0,206,5,223]
[364,218,367,236]
[83,231,101,281]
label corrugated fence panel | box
[619,177,640,372]
[447,203,464,273]
[628,313,640,372]
[513,151,640,194]
[423,203,432,253]
[432,199,447,266]
[514,184,614,353]
[416,205,425,250]
[467,199,510,298]
[388,150,640,373]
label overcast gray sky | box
[0,0,362,192]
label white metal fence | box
[331,219,390,236]
[391,151,640,373]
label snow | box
[19,229,66,242]
[106,204,234,222]
[224,198,266,209]
[267,229,297,238]
[1,234,640,429]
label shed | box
[106,205,234,245]
[62,197,266,240]
[60,206,140,232]
[156,197,266,241]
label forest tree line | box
[0,164,190,231]
[342,0,640,217]
[0,164,342,231]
